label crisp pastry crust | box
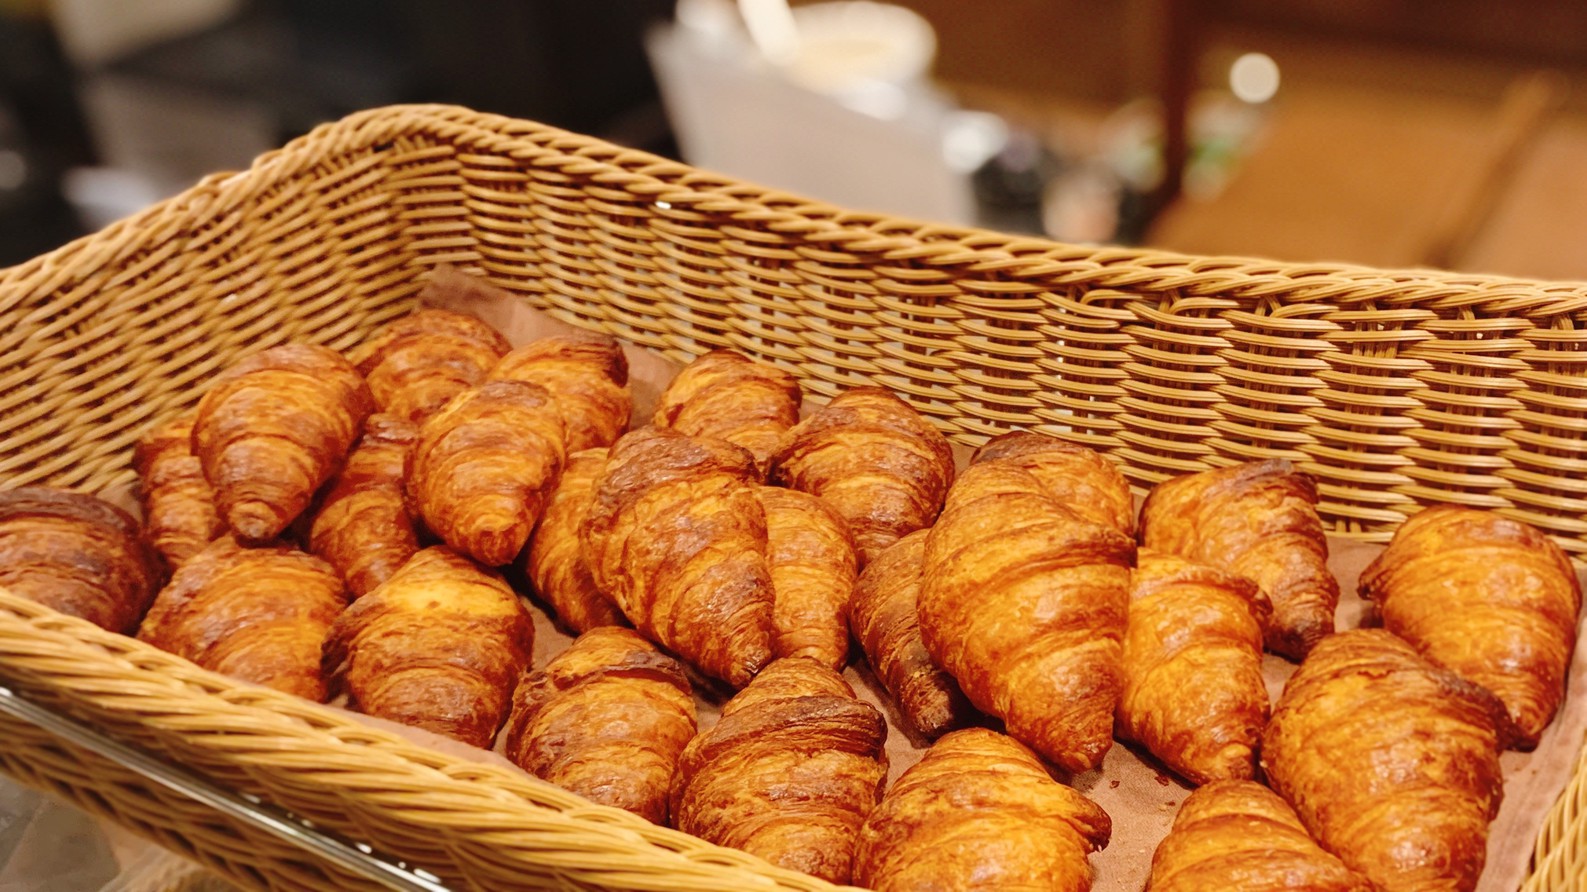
[524,447,626,633]
[653,349,800,478]
[349,308,510,424]
[308,414,420,597]
[757,485,857,670]
[132,416,224,569]
[489,332,632,453]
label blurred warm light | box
[1229,52,1280,104]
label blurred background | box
[2,0,1586,280]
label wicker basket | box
[1,103,1585,890]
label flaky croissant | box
[920,434,1134,773]
[503,627,696,824]
[407,379,566,566]
[325,546,534,747]
[138,537,346,700]
[671,657,887,883]
[1146,780,1371,892]
[770,386,955,565]
[488,332,632,453]
[854,727,1111,892]
[192,343,374,542]
[349,307,510,424]
[1360,505,1582,749]
[133,416,224,569]
[0,487,163,633]
[757,486,857,670]
[973,431,1135,537]
[524,447,626,633]
[1140,459,1338,660]
[308,415,420,597]
[1262,629,1508,892]
[654,349,801,476]
[1118,550,1271,785]
[581,426,775,687]
[849,529,976,740]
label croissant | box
[138,537,346,700]
[192,343,375,542]
[523,447,626,633]
[919,435,1134,772]
[757,486,857,669]
[849,530,976,740]
[132,416,224,569]
[1360,505,1583,749]
[325,546,534,747]
[581,426,775,687]
[654,349,801,476]
[770,387,955,565]
[854,727,1111,892]
[671,657,887,883]
[488,332,632,453]
[1146,779,1371,892]
[972,430,1135,537]
[502,626,696,824]
[407,379,567,566]
[308,415,420,597]
[0,487,163,633]
[1262,629,1508,891]
[1139,459,1338,660]
[349,307,510,423]
[1118,550,1271,785]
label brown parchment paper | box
[310,268,1587,889]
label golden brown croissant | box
[488,332,632,453]
[324,546,534,747]
[919,435,1134,773]
[523,447,626,633]
[770,386,955,566]
[1360,505,1582,749]
[581,426,775,687]
[757,486,857,669]
[0,487,163,633]
[671,657,887,883]
[192,343,374,542]
[972,431,1135,537]
[1139,459,1338,660]
[502,626,696,824]
[1262,629,1508,892]
[1146,779,1371,892]
[132,416,224,569]
[138,537,346,700]
[407,379,566,566]
[349,307,510,424]
[848,529,976,740]
[1118,550,1271,785]
[308,414,420,597]
[854,727,1111,892]
[653,348,801,476]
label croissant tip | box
[227,502,283,542]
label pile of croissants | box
[0,302,1581,892]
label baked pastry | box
[854,727,1111,892]
[848,529,976,740]
[524,447,626,633]
[1118,550,1271,785]
[489,332,632,453]
[132,416,224,569]
[671,657,887,884]
[1139,459,1338,660]
[308,414,420,597]
[349,307,510,424]
[1360,505,1582,749]
[972,431,1135,537]
[581,426,775,688]
[0,487,163,633]
[1146,779,1371,892]
[192,343,375,542]
[502,626,696,824]
[138,537,346,700]
[757,485,857,670]
[1262,629,1508,891]
[653,349,801,476]
[770,386,955,565]
[919,435,1134,773]
[325,546,535,747]
[407,379,566,566]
